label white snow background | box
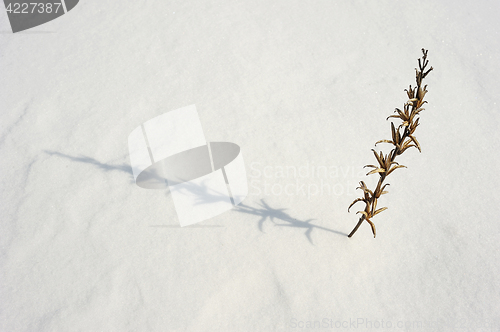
[1,0,500,331]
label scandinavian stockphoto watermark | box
[289,317,439,329]
[128,105,248,227]
[288,317,498,330]
[249,162,365,199]
[3,0,79,33]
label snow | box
[1,0,500,331]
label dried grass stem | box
[348,49,433,238]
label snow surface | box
[1,0,500,331]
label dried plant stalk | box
[348,49,433,238]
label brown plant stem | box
[348,215,365,237]
[347,49,432,238]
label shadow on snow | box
[45,150,347,243]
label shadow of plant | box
[44,150,132,174]
[161,177,347,243]
[235,200,347,244]
[45,150,347,243]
